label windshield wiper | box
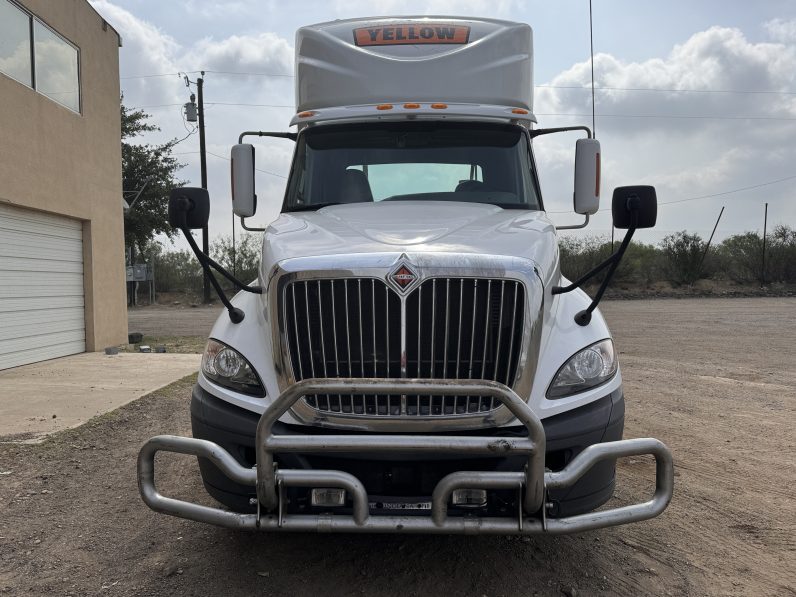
[284,202,347,212]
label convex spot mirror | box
[573,138,601,215]
[168,187,210,230]
[612,185,658,229]
[231,143,256,218]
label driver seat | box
[338,169,374,203]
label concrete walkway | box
[0,352,201,441]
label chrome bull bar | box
[137,378,673,534]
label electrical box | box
[184,101,197,122]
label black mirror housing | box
[612,185,657,229]
[168,187,210,230]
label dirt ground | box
[128,305,221,338]
[1,297,794,596]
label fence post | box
[761,203,768,287]
[698,206,724,277]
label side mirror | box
[168,187,210,229]
[573,138,600,215]
[231,144,256,218]
[612,185,658,229]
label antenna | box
[589,0,596,136]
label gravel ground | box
[1,297,794,596]
[128,306,221,338]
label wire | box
[658,174,796,205]
[128,101,292,110]
[121,70,796,96]
[201,69,293,77]
[205,150,286,179]
[121,70,292,80]
[207,101,293,108]
[547,173,796,214]
[536,112,796,122]
[120,72,183,80]
[169,128,197,147]
[537,85,796,95]
[128,104,796,121]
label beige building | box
[0,0,127,369]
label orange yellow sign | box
[353,24,471,47]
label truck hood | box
[263,201,558,281]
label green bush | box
[135,223,795,300]
[714,232,761,284]
[153,248,203,295]
[559,236,663,287]
[661,231,706,285]
[211,234,261,289]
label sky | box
[91,0,796,248]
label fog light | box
[452,489,487,507]
[311,488,346,507]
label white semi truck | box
[139,16,673,534]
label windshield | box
[283,122,541,211]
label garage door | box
[0,203,86,370]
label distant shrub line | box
[134,224,795,300]
[560,224,795,287]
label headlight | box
[201,339,265,397]
[547,339,618,399]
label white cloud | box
[91,0,796,245]
[90,0,297,244]
[537,26,796,130]
[764,18,796,43]
[534,25,796,240]
[331,0,520,18]
[191,32,293,75]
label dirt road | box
[128,305,221,337]
[2,298,794,596]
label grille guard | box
[137,378,673,534]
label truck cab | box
[139,16,672,535]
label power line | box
[121,70,796,96]
[121,69,292,80]
[202,69,293,77]
[173,150,287,179]
[129,101,292,110]
[130,104,796,122]
[537,112,796,122]
[208,101,292,108]
[658,174,796,205]
[537,85,796,96]
[205,150,286,179]
[547,173,796,214]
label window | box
[349,163,483,201]
[34,20,80,112]
[0,0,32,86]
[0,0,80,113]
[284,122,540,211]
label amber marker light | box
[297,111,316,118]
[430,103,448,109]
[511,108,529,115]
[376,104,394,110]
[403,103,421,109]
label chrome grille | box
[282,277,525,417]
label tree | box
[212,234,262,288]
[122,101,186,258]
[661,231,705,285]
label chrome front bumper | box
[137,379,673,534]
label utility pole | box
[197,72,211,303]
